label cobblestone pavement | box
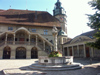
[0,58,100,75]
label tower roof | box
[55,0,62,9]
[53,0,66,16]
[58,29,67,36]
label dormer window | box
[32,29,36,32]
[8,27,13,31]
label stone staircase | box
[28,63,84,71]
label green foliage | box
[87,0,100,49]
[88,0,100,10]
[87,12,100,29]
[48,51,62,57]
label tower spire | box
[53,0,66,16]
[57,0,59,2]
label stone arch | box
[15,27,30,34]
[16,47,26,59]
[3,46,11,59]
[15,27,30,43]
[31,47,38,59]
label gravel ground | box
[0,58,100,75]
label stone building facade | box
[0,0,67,59]
[63,30,100,58]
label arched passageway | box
[16,47,26,59]
[3,46,11,59]
[31,47,38,59]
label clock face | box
[60,17,64,22]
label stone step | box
[28,63,84,71]
[31,64,81,69]
[29,65,83,71]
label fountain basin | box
[39,56,73,65]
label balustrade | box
[7,41,13,44]
[30,42,36,45]
[1,41,37,46]
[0,40,51,54]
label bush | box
[48,51,62,57]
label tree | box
[87,0,100,49]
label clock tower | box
[53,0,68,53]
[53,0,67,34]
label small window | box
[8,27,13,31]
[32,29,36,32]
[44,30,48,35]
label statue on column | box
[48,26,62,57]
[52,26,58,51]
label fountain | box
[29,26,83,71]
[39,26,73,65]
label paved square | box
[0,58,100,75]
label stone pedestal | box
[39,56,73,65]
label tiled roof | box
[64,30,98,45]
[0,9,61,27]
[80,30,97,38]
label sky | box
[0,0,96,38]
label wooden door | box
[86,47,90,57]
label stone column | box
[51,46,53,51]
[43,40,45,51]
[77,45,79,57]
[72,46,74,56]
[13,34,15,45]
[54,34,58,51]
[91,48,94,57]
[83,44,86,58]
[67,47,69,56]
[29,34,30,45]
[11,50,15,59]
[52,26,58,51]
[5,33,8,44]
[36,35,38,46]
[26,50,31,59]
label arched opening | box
[15,28,29,44]
[16,47,26,59]
[3,46,11,59]
[7,34,13,44]
[31,47,38,59]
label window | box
[8,27,13,31]
[44,30,48,35]
[32,29,36,32]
